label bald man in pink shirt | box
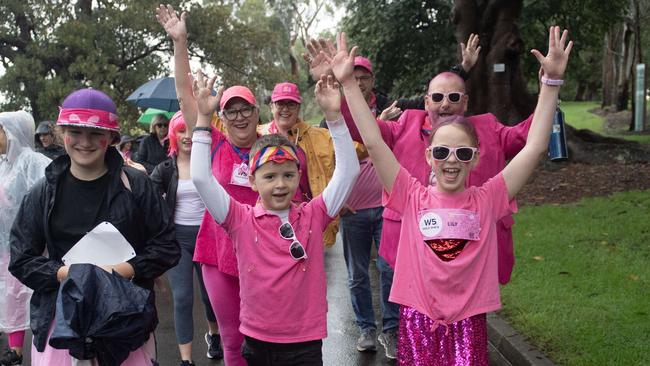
[341,72,533,285]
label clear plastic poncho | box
[0,111,51,332]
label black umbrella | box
[126,77,180,112]
[49,264,157,366]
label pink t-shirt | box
[345,157,382,210]
[221,196,334,343]
[385,167,516,328]
[342,108,532,284]
[193,131,259,274]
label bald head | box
[428,72,466,94]
[425,72,469,119]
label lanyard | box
[230,143,249,164]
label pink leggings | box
[8,331,25,348]
[202,264,245,366]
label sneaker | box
[0,349,22,366]
[378,329,397,360]
[205,332,224,360]
[179,361,195,366]
[356,328,377,352]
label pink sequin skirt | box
[398,306,488,366]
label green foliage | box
[0,0,174,132]
[188,0,291,92]
[502,190,650,365]
[342,0,457,97]
[0,0,299,132]
[519,0,629,99]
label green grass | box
[562,101,604,132]
[562,101,650,143]
[501,190,650,366]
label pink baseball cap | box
[220,86,257,110]
[57,88,119,132]
[354,56,373,74]
[271,82,302,104]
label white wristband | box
[541,76,564,86]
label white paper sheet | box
[62,222,136,266]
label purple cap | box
[220,86,257,110]
[57,88,119,132]
[61,88,117,113]
[271,82,302,104]
[354,56,373,74]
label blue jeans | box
[167,224,217,344]
[341,206,399,332]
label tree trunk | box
[628,0,644,131]
[602,28,620,108]
[452,0,536,125]
[616,22,633,111]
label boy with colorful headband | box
[190,71,359,364]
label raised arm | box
[328,33,400,193]
[502,26,573,199]
[156,4,198,129]
[315,75,360,217]
[189,70,230,223]
[303,38,336,81]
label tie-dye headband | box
[250,145,299,174]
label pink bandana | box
[57,108,119,131]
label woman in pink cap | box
[157,6,276,365]
[9,88,180,365]
[262,81,363,247]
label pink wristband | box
[541,76,564,86]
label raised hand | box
[155,4,188,43]
[190,70,221,123]
[379,101,402,121]
[531,26,573,80]
[326,32,357,85]
[460,33,481,72]
[303,38,336,80]
[315,75,342,121]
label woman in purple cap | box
[9,88,180,365]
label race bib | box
[230,162,251,187]
[417,208,480,241]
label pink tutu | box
[31,322,156,366]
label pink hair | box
[167,111,185,157]
[428,72,466,93]
[167,111,221,157]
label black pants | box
[242,336,323,366]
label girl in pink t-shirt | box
[327,28,572,365]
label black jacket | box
[136,133,169,174]
[150,156,178,221]
[9,147,180,352]
[36,144,66,160]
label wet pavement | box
[9,235,396,365]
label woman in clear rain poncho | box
[0,111,51,365]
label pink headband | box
[250,145,299,174]
[57,108,119,131]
